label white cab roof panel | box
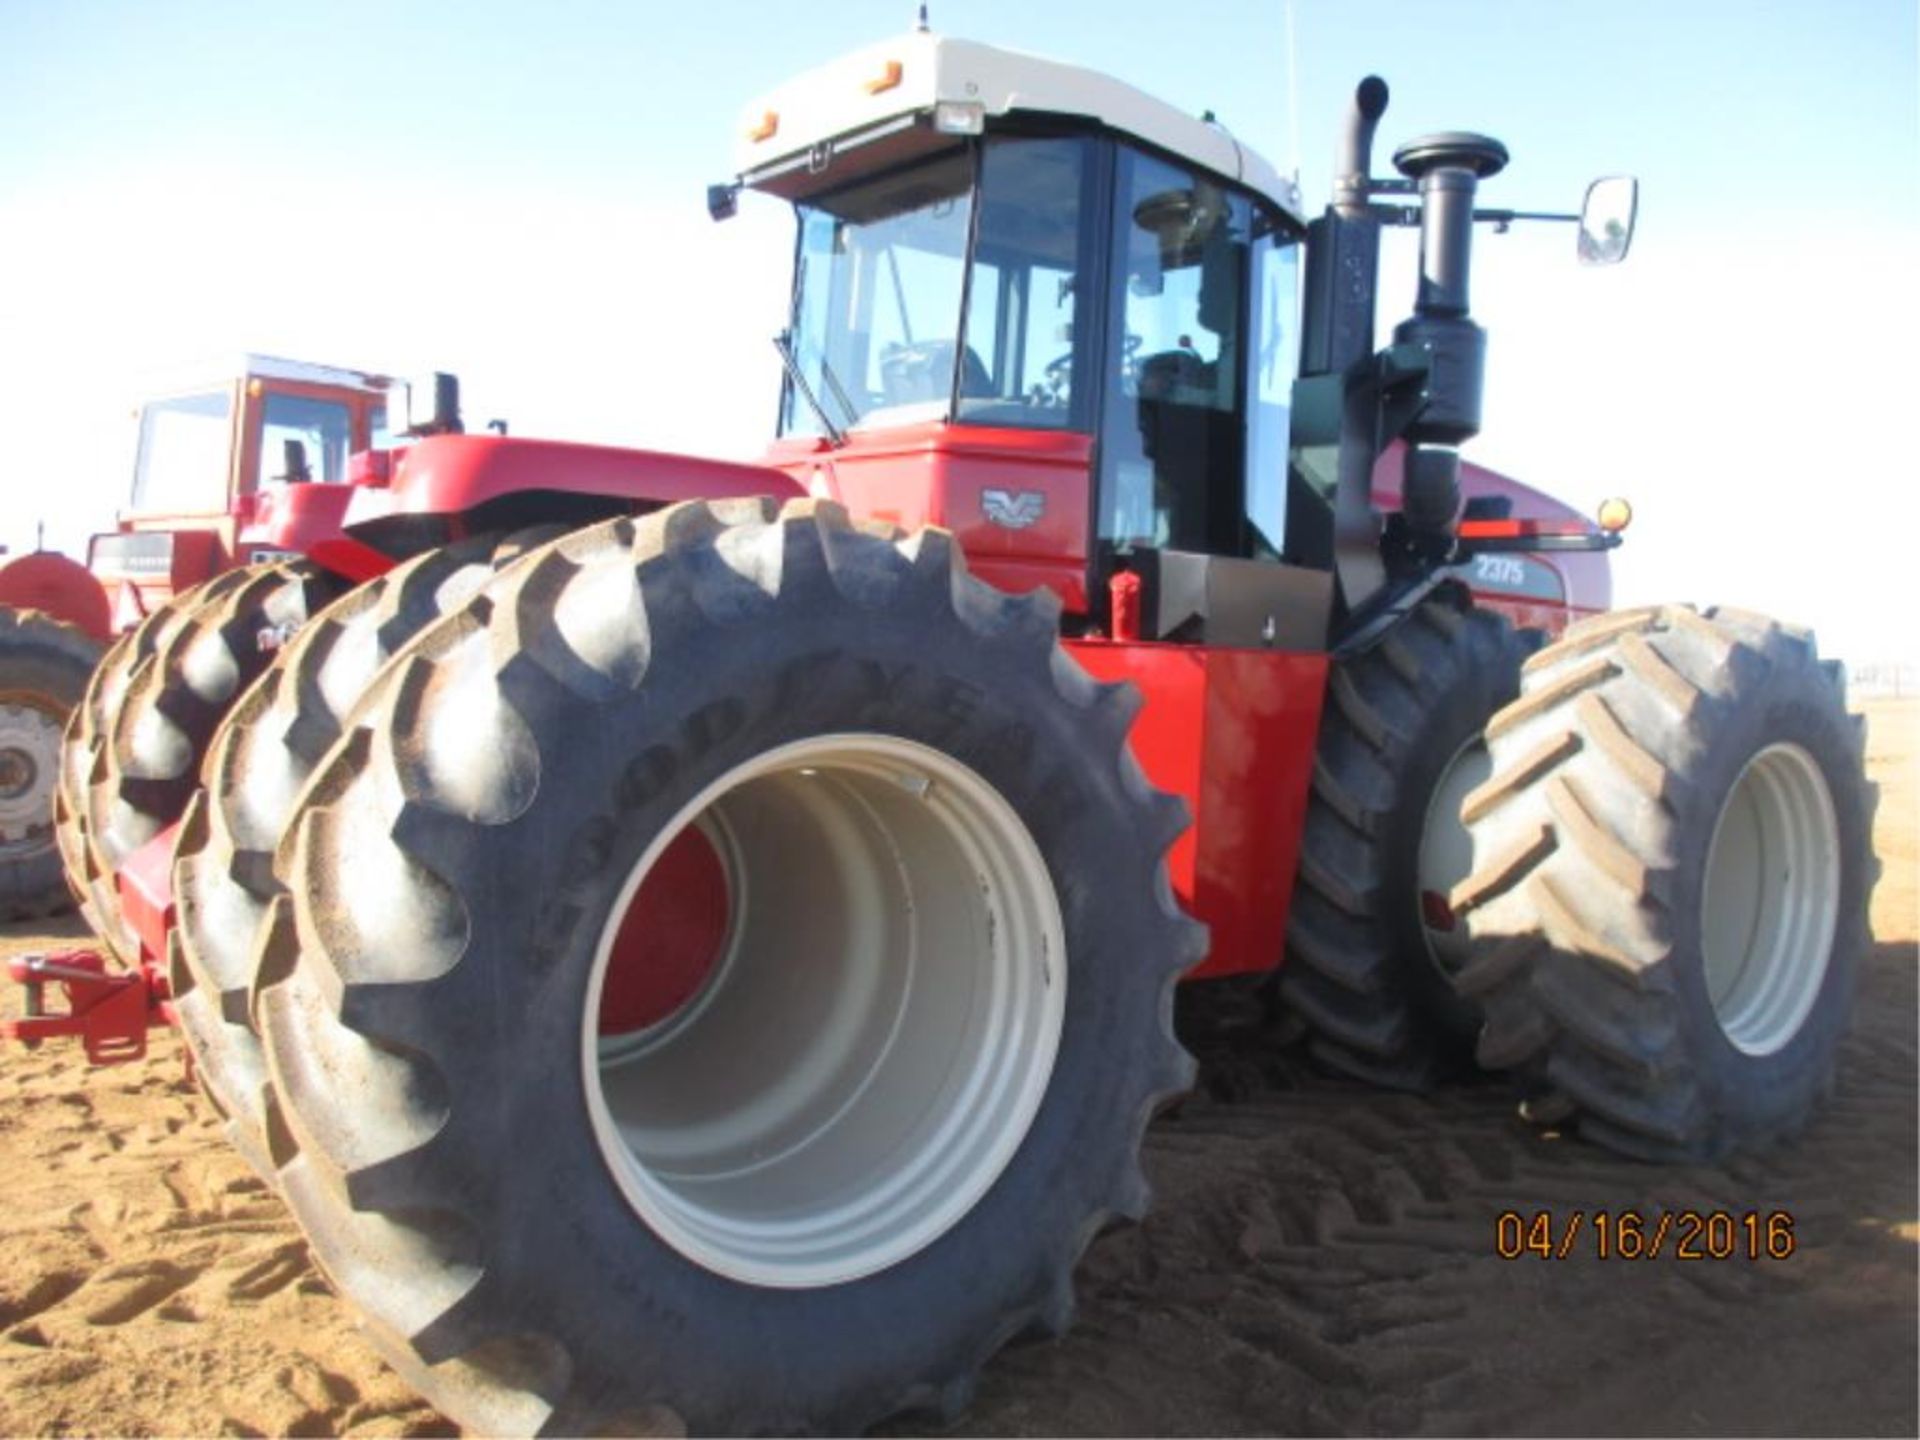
[135,354,394,402]
[736,31,1303,222]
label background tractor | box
[16,25,1872,1436]
[0,354,424,923]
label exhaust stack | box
[1389,132,1509,559]
[1299,76,1391,378]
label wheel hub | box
[1702,742,1840,1056]
[0,696,63,854]
[584,733,1066,1289]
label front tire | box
[1280,590,1529,1088]
[255,500,1201,1434]
[1449,605,1875,1160]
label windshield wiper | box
[772,331,847,447]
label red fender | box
[340,434,806,541]
[0,550,112,642]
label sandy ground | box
[1,699,1914,1438]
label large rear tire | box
[1449,605,1875,1160]
[254,499,1201,1434]
[0,607,104,920]
[172,530,557,1181]
[1280,590,1529,1088]
[62,563,343,961]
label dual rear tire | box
[1281,589,1531,1087]
[1283,595,1872,1164]
[183,500,1200,1434]
[1450,605,1874,1159]
[56,562,345,960]
[171,532,556,1180]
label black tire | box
[67,562,344,962]
[59,570,260,958]
[1279,590,1530,1089]
[0,607,105,921]
[1449,605,1876,1160]
[254,499,1201,1435]
[172,529,559,1181]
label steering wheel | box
[1030,335,1143,409]
[1030,351,1073,409]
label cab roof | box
[735,30,1304,223]
[135,354,394,403]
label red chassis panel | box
[1066,639,1328,981]
[242,480,392,582]
[766,424,1095,613]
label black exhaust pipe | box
[1300,76,1391,378]
[1333,76,1390,219]
[1389,132,1509,559]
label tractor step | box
[2,948,173,1066]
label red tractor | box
[17,29,1871,1436]
[0,355,412,921]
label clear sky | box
[2,0,1915,661]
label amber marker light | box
[746,111,779,143]
[1597,497,1633,533]
[865,60,903,94]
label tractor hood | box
[339,434,806,558]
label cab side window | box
[953,136,1093,429]
[257,393,352,488]
[1098,150,1252,554]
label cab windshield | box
[781,137,1093,437]
[131,389,232,512]
[783,149,972,436]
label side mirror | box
[1578,175,1638,265]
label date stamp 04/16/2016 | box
[1494,1209,1798,1262]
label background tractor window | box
[257,393,352,488]
[130,389,232,513]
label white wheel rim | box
[583,733,1066,1289]
[0,694,64,858]
[1417,737,1489,974]
[1701,742,1840,1056]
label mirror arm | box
[1474,207,1579,225]
[1371,201,1578,228]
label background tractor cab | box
[736,31,1626,644]
[0,353,442,922]
[89,355,403,628]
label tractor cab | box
[745,33,1308,631]
[89,356,400,626]
[125,354,394,519]
[739,31,1625,646]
